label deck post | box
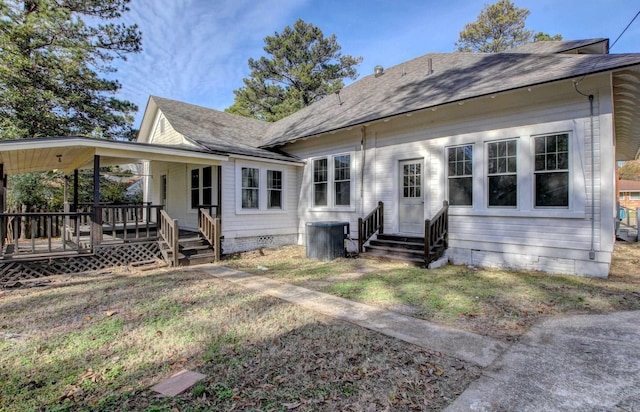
[0,163,4,213]
[91,155,102,246]
[73,169,79,212]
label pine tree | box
[0,0,142,140]
[226,19,362,122]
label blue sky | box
[113,0,640,128]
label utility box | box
[306,221,349,261]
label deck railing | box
[0,203,164,261]
[0,211,93,259]
[158,209,179,266]
[424,200,449,265]
[358,201,384,252]
[99,204,163,241]
[198,208,221,262]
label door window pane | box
[190,169,199,209]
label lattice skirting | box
[0,242,162,286]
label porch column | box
[73,169,79,212]
[63,175,69,213]
[0,163,4,213]
[217,165,222,218]
[92,155,102,246]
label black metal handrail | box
[358,201,384,252]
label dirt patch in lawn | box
[0,268,479,411]
[225,243,640,342]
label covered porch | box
[0,137,226,284]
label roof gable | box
[145,97,299,162]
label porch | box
[0,203,221,285]
[0,137,226,286]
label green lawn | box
[0,269,478,411]
[226,243,640,340]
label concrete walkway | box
[202,265,640,410]
[202,265,505,367]
[446,310,640,411]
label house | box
[618,179,640,209]
[1,38,640,279]
[132,38,640,278]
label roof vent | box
[374,65,384,77]
[426,58,433,76]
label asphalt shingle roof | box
[150,96,298,162]
[505,38,608,54]
[145,43,640,158]
[262,51,640,146]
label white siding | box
[284,75,616,277]
[220,158,300,253]
[149,111,195,147]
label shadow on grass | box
[225,245,640,341]
[0,268,479,411]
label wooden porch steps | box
[361,233,447,266]
[159,234,217,267]
[362,234,426,264]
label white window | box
[630,192,640,201]
[534,133,569,207]
[487,139,517,207]
[241,167,259,209]
[312,154,353,209]
[267,170,282,209]
[190,166,215,209]
[236,162,286,213]
[447,145,473,206]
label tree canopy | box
[618,161,640,181]
[455,0,562,53]
[0,0,142,140]
[226,19,363,122]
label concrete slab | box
[151,370,206,397]
[446,311,640,411]
[204,266,505,367]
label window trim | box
[235,161,287,214]
[445,121,585,219]
[189,166,215,211]
[532,132,571,209]
[446,144,474,207]
[308,152,356,211]
[486,138,518,208]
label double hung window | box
[487,140,517,207]
[534,134,569,207]
[313,154,352,208]
[447,145,473,206]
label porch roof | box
[0,136,228,176]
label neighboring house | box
[619,179,640,209]
[2,38,639,279]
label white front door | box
[399,159,424,234]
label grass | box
[2,242,638,410]
[225,243,640,341]
[0,269,479,411]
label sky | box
[111,0,640,128]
